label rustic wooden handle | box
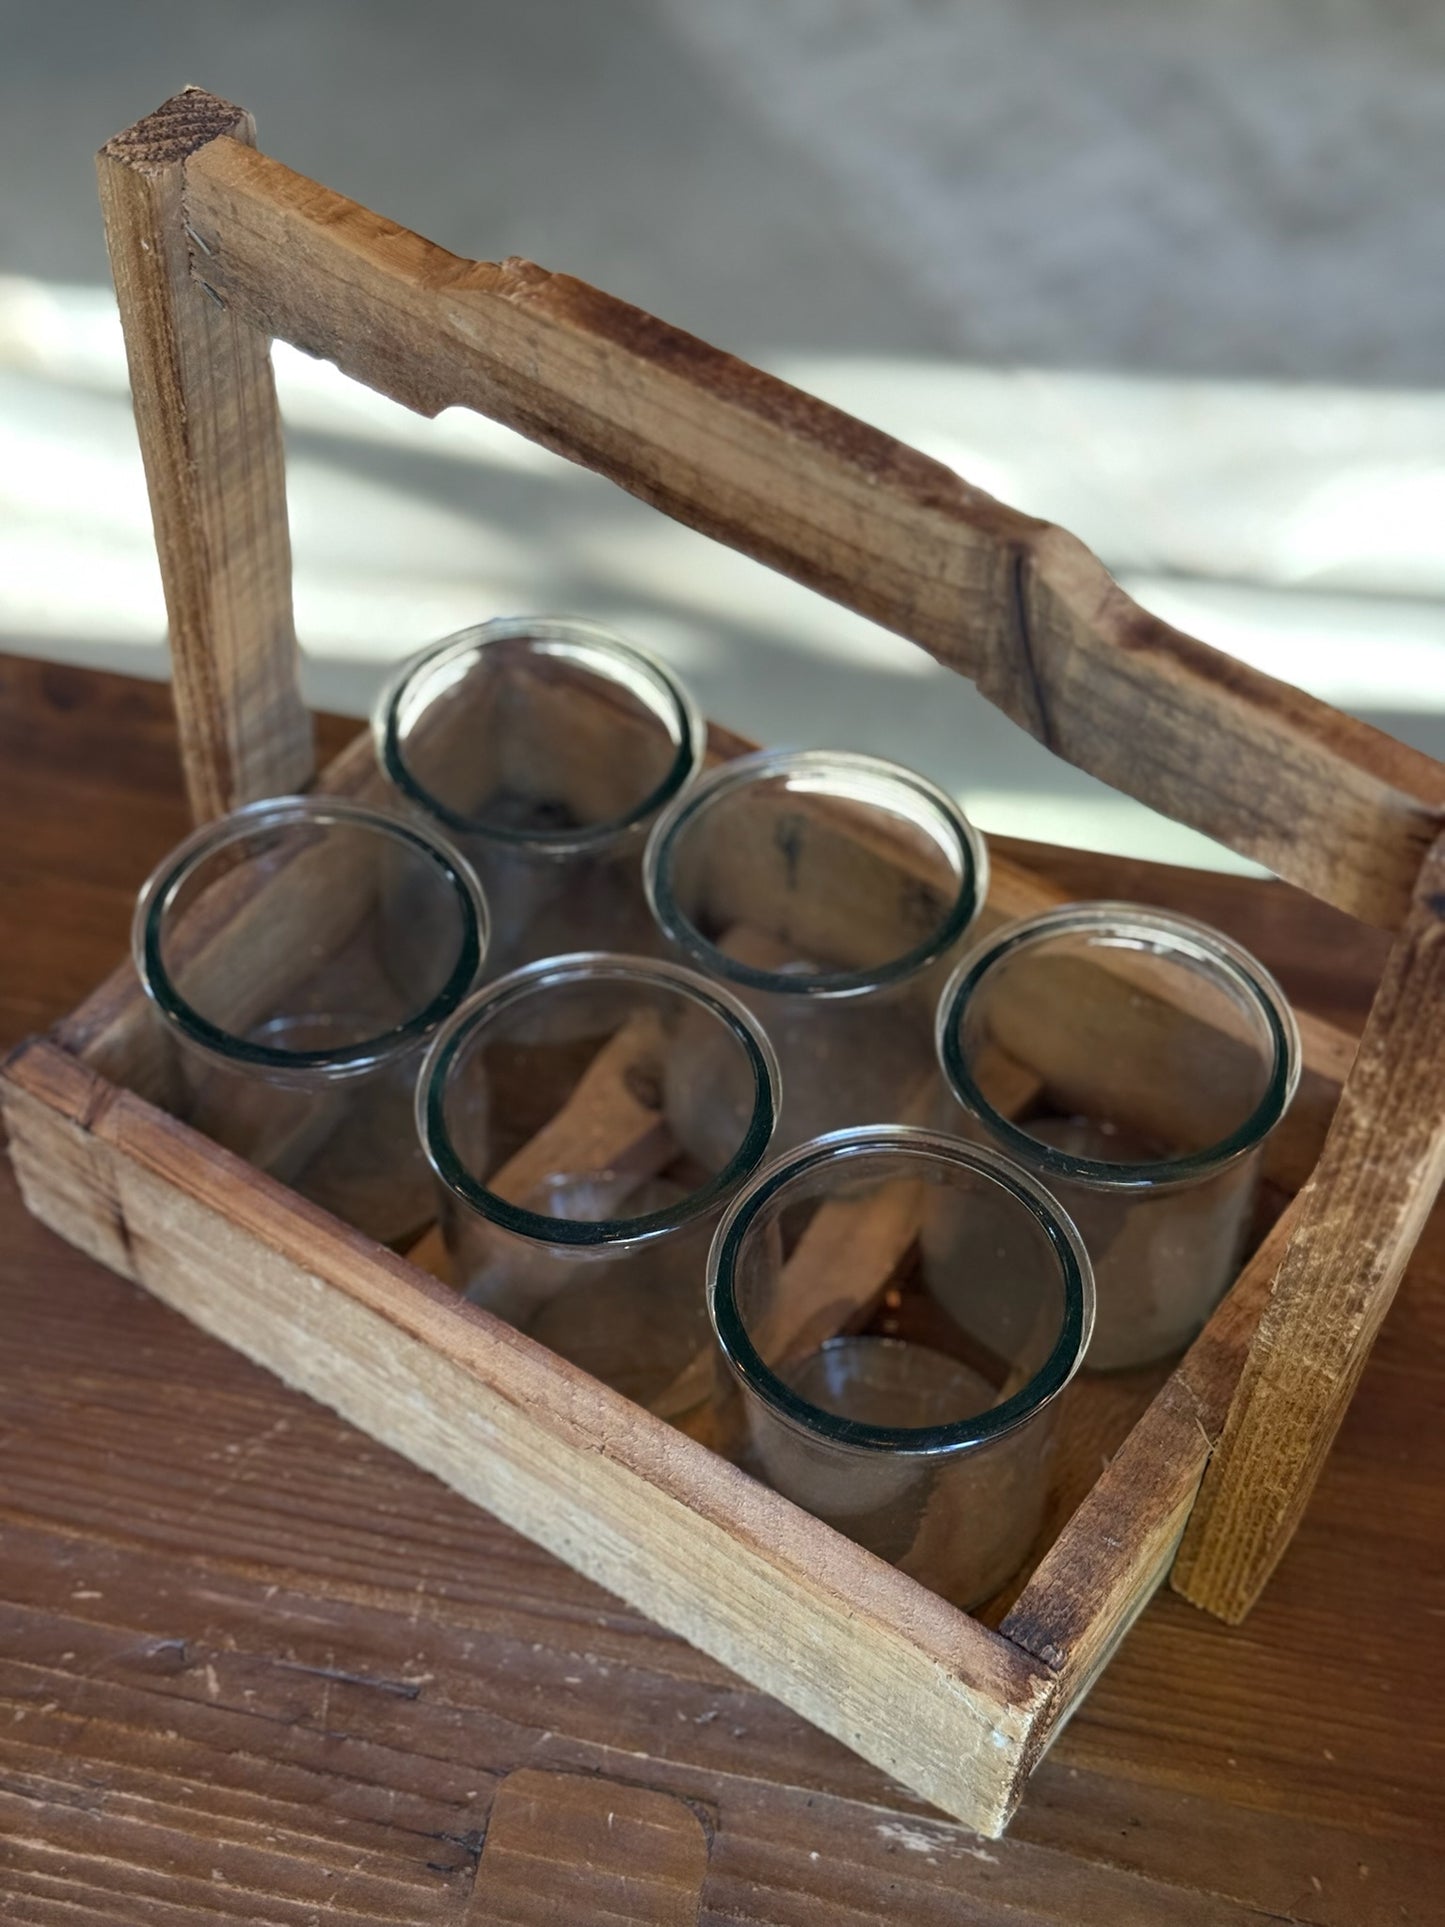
[1171,831,1445,1619]
[82,87,1445,1656]
[97,90,313,820]
[158,104,1444,928]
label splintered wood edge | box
[0,1035,1055,1837]
[163,121,1445,927]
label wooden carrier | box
[4,88,1443,1839]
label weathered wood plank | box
[481,1010,675,1214]
[177,123,1444,926]
[4,1180,1438,1922]
[97,91,312,818]
[50,723,384,1097]
[1001,1198,1300,1729]
[1172,833,1445,1620]
[410,1012,677,1291]
[0,1039,1054,1836]
[0,1039,134,1279]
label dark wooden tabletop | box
[1,654,1439,1926]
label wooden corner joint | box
[995,1665,1065,1821]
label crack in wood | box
[1010,547,1056,753]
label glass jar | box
[134,796,488,1246]
[935,903,1302,1371]
[643,749,988,1152]
[373,617,704,976]
[707,1126,1094,1608]
[417,952,779,1415]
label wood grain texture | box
[0,750,1368,1840]
[22,1006,1320,1830]
[53,699,1354,1197]
[2,1168,1437,1926]
[2,1037,1054,1838]
[1173,834,1445,1620]
[985,832,1390,1035]
[0,1041,132,1279]
[656,1065,944,1421]
[1002,1198,1301,1732]
[0,657,1438,1924]
[983,835,1366,1196]
[174,131,1445,927]
[97,91,312,818]
[75,89,1439,1818]
[482,1010,674,1213]
[466,1769,708,1925]
[50,715,375,1099]
[22,689,1362,1708]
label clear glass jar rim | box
[133,794,489,1078]
[644,748,989,1000]
[936,901,1303,1192]
[708,1124,1095,1457]
[373,616,705,854]
[417,950,781,1248]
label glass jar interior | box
[425,960,776,1241]
[382,621,698,844]
[708,1131,1092,1607]
[648,752,983,992]
[715,1138,1086,1445]
[942,913,1295,1178]
[145,805,483,1071]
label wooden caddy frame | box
[4,88,1444,1837]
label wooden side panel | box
[1,1041,1053,1836]
[1173,834,1445,1620]
[1000,1199,1299,1734]
[177,127,1445,927]
[97,91,312,819]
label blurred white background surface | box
[2,0,1441,870]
